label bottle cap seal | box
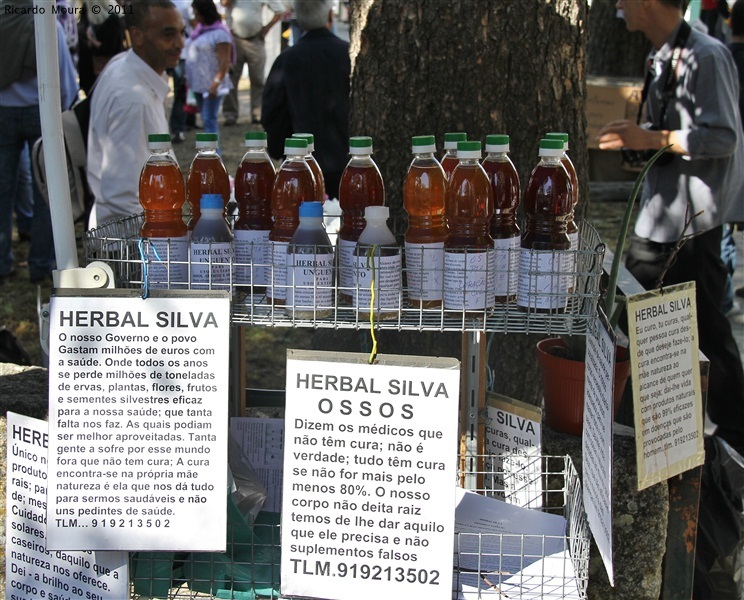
[538,138,565,157]
[411,135,436,153]
[244,131,268,147]
[485,134,510,153]
[284,138,308,155]
[147,133,172,150]
[349,136,373,154]
[195,132,219,148]
[457,140,482,159]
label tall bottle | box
[139,134,188,288]
[286,201,334,319]
[234,131,276,294]
[190,193,233,293]
[268,137,317,305]
[482,134,521,303]
[440,132,467,179]
[517,138,572,313]
[292,133,326,203]
[186,132,231,231]
[353,206,401,320]
[444,141,494,314]
[338,136,385,304]
[403,135,447,309]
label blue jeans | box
[14,146,33,235]
[0,105,56,279]
[721,223,737,313]
[168,59,187,135]
[195,93,223,141]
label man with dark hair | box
[598,0,744,453]
[87,0,185,227]
[261,0,350,199]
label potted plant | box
[536,146,672,436]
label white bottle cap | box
[364,206,389,220]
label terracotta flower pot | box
[536,337,631,436]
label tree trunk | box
[315,0,588,405]
[587,0,651,78]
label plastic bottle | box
[440,132,467,179]
[354,205,401,320]
[292,133,326,203]
[482,134,520,303]
[186,132,231,231]
[139,133,188,288]
[190,193,233,293]
[233,131,276,294]
[337,136,385,304]
[403,135,447,309]
[517,138,572,313]
[286,201,334,319]
[268,137,316,305]
[444,141,494,314]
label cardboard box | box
[586,76,644,149]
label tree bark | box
[587,0,651,78]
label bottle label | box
[444,251,494,310]
[517,248,568,310]
[269,241,289,300]
[404,242,444,302]
[492,234,520,298]
[563,230,580,293]
[143,236,189,289]
[338,238,357,294]
[190,241,233,291]
[234,229,271,286]
[353,253,402,314]
[286,252,334,315]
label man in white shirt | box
[87,0,185,228]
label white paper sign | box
[5,412,128,600]
[627,283,705,490]
[582,316,615,585]
[46,291,230,551]
[281,350,460,600]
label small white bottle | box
[190,194,233,293]
[286,201,334,319]
[353,206,401,320]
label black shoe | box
[224,117,237,127]
[172,132,186,144]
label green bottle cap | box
[148,133,171,143]
[244,131,268,147]
[538,138,565,157]
[457,140,481,158]
[349,136,373,154]
[195,132,219,148]
[293,133,315,152]
[412,135,436,153]
[284,137,308,154]
[443,132,467,149]
[485,134,510,152]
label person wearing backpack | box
[0,0,79,284]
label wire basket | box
[84,215,604,335]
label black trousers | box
[626,226,744,453]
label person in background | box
[220,0,286,126]
[184,0,233,140]
[169,0,193,143]
[262,0,350,199]
[598,0,744,455]
[87,0,185,228]
[0,0,79,284]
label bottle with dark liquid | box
[186,132,231,231]
[337,136,385,304]
[268,137,316,305]
[440,132,467,179]
[482,134,520,303]
[517,138,572,313]
[292,133,326,203]
[234,131,276,294]
[443,141,494,314]
[139,133,188,288]
[403,135,447,309]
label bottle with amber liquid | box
[482,134,520,303]
[268,137,317,305]
[233,131,276,294]
[443,141,494,314]
[337,136,385,304]
[403,135,447,309]
[517,138,572,313]
[440,132,467,179]
[186,132,231,231]
[139,133,188,288]
[292,133,326,203]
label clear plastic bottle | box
[190,193,233,293]
[186,132,231,231]
[444,140,494,314]
[440,132,467,179]
[517,138,572,313]
[139,133,188,288]
[354,206,401,320]
[268,137,316,305]
[286,201,334,319]
[338,136,385,304]
[482,134,520,303]
[403,135,447,309]
[233,131,276,294]
[292,133,326,203]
